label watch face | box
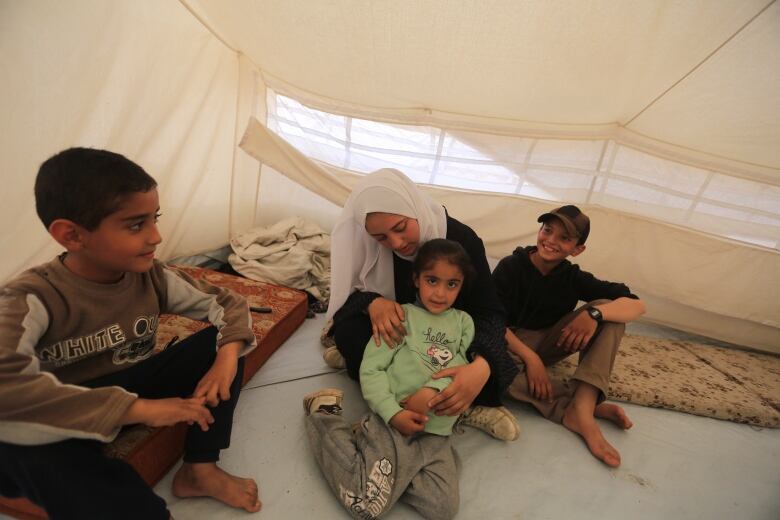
[588,308,602,321]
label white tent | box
[2,0,778,354]
[2,3,780,520]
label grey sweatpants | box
[506,300,625,423]
[306,411,460,520]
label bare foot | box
[563,404,621,467]
[172,462,261,513]
[595,402,633,430]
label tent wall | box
[2,1,778,352]
[241,119,780,353]
[0,0,263,282]
[192,0,779,181]
[198,0,780,352]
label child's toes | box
[243,493,262,512]
[245,478,258,493]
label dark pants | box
[0,327,244,519]
[333,313,501,406]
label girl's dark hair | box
[412,238,477,288]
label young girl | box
[304,239,482,520]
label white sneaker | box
[323,345,346,369]
[303,388,344,415]
[459,406,520,441]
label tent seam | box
[624,0,777,126]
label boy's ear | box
[569,244,586,257]
[413,274,420,288]
[48,219,87,250]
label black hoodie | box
[492,246,638,330]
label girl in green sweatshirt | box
[303,239,477,520]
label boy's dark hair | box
[35,147,157,230]
[413,238,477,289]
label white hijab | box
[326,169,447,320]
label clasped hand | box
[390,387,436,436]
[120,342,242,431]
[556,311,597,353]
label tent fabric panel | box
[252,161,780,354]
[192,0,779,175]
[228,55,268,237]
[0,0,255,283]
[261,73,780,185]
[240,118,780,352]
[265,93,780,250]
[627,1,780,169]
[191,0,765,122]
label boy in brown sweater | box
[0,148,261,517]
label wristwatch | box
[587,307,603,323]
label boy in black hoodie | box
[492,205,645,467]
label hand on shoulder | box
[367,297,407,347]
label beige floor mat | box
[547,334,780,428]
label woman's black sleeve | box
[470,312,520,391]
[448,217,519,390]
[331,290,381,329]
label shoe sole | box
[494,406,521,441]
[490,406,521,440]
[323,347,346,369]
[303,388,344,414]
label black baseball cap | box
[537,205,590,244]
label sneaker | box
[323,345,346,369]
[458,406,520,441]
[303,388,344,416]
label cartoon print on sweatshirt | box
[413,326,457,371]
[427,345,453,367]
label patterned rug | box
[547,335,780,428]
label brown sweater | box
[0,257,256,445]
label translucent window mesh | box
[268,91,779,250]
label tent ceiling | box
[192,0,780,172]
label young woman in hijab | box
[324,168,520,441]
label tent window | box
[268,91,779,250]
